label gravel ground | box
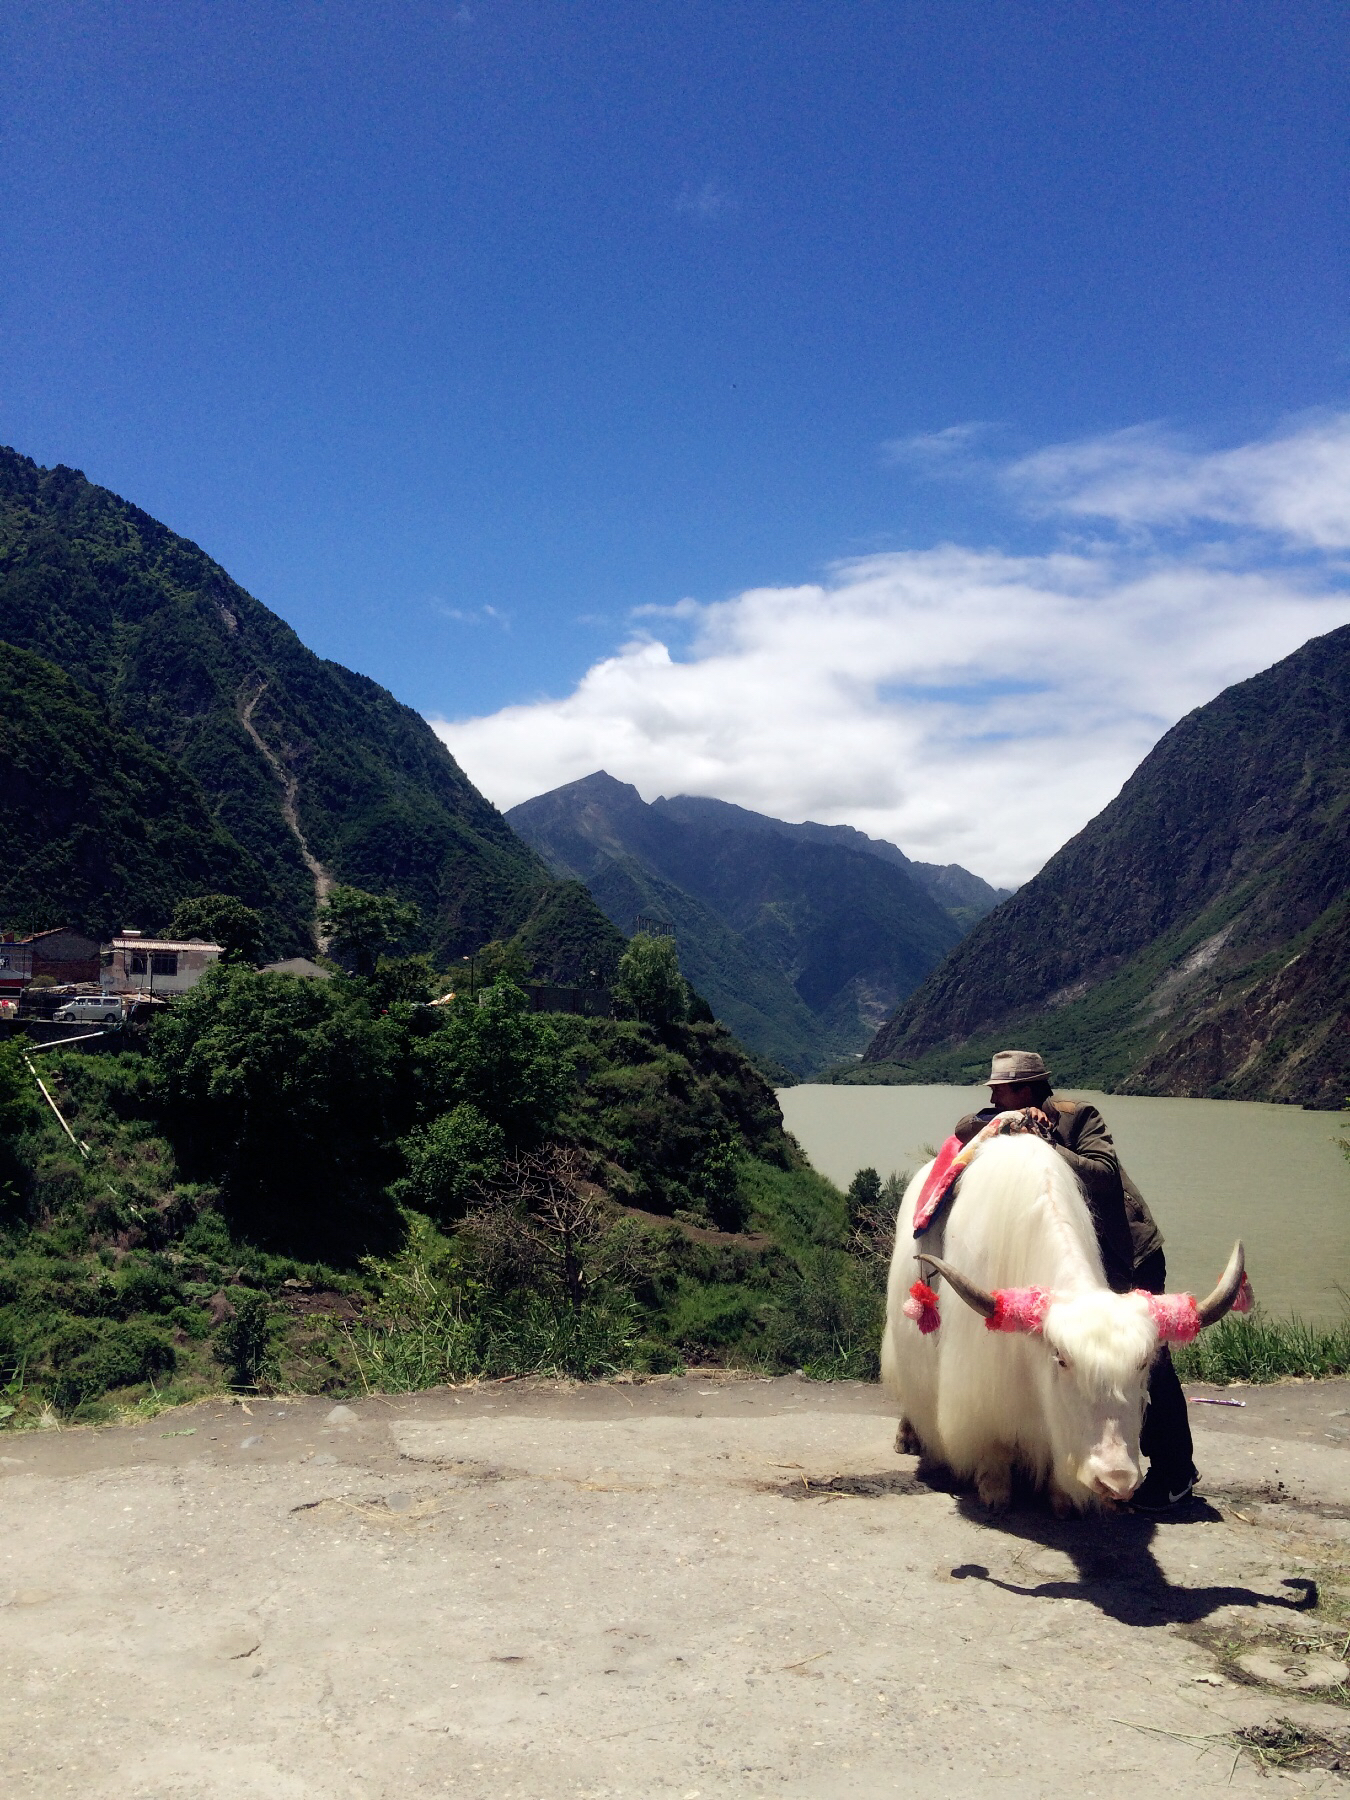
[4,1373,1350,1798]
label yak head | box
[918,1243,1249,1504]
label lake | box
[778,1084,1350,1324]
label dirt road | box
[4,1373,1350,1798]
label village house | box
[100,930,224,997]
[0,926,103,995]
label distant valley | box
[508,772,1008,1076]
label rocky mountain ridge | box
[862,621,1350,1108]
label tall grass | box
[1174,1311,1350,1384]
[347,1220,638,1389]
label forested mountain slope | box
[653,794,1011,930]
[0,446,619,978]
[0,645,271,939]
[508,771,970,1072]
[862,622,1350,1108]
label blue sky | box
[4,3,1350,881]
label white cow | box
[881,1133,1246,1512]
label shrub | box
[396,1103,505,1224]
[48,1318,176,1411]
[217,1290,275,1389]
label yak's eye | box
[1052,1351,1070,1371]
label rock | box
[207,1290,236,1325]
[1237,1651,1350,1690]
[241,1435,264,1449]
[0,1456,26,1467]
[325,1405,358,1426]
[385,1491,412,1512]
[213,1629,261,1660]
[312,1452,338,1466]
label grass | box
[1173,1309,1350,1384]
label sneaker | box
[1131,1465,1200,1513]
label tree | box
[167,893,266,965]
[417,981,573,1147]
[317,886,420,977]
[614,934,687,1028]
[150,964,401,1257]
[396,1103,506,1224]
[846,1167,882,1228]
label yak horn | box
[1196,1240,1246,1328]
[917,1254,997,1320]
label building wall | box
[101,940,223,995]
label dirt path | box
[238,679,334,912]
[4,1374,1350,1798]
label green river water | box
[778,1084,1350,1324]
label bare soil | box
[5,1373,1350,1797]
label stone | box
[1237,1651,1350,1690]
[325,1405,358,1426]
[385,1491,412,1512]
[241,1435,264,1448]
[312,1452,338,1466]
[213,1629,262,1660]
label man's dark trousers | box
[1134,1248,1195,1484]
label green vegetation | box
[1173,1310,1350,1385]
[0,967,886,1425]
[0,645,277,943]
[316,885,421,977]
[613,932,688,1027]
[167,894,267,965]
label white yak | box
[881,1133,1246,1512]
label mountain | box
[0,644,272,940]
[507,771,980,1074]
[863,622,1350,1108]
[653,795,1011,930]
[0,445,622,979]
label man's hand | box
[979,1108,1054,1142]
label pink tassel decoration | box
[1233,1274,1255,1314]
[986,1287,1052,1334]
[1143,1292,1202,1345]
[903,1279,941,1334]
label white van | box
[52,994,123,1025]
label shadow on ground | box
[950,1499,1319,1628]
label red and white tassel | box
[903,1279,941,1334]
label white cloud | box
[1007,412,1350,549]
[881,421,992,466]
[674,180,734,221]
[431,415,1350,888]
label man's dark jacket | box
[954,1097,1162,1293]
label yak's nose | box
[1090,1465,1140,1502]
[1083,1420,1140,1501]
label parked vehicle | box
[52,994,123,1025]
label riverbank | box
[5,1372,1350,1797]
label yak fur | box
[882,1134,1161,1512]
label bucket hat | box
[986,1049,1051,1088]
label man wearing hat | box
[953,1050,1198,1511]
